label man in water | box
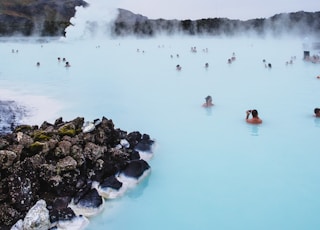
[202,95,214,108]
[246,109,262,124]
[314,108,320,117]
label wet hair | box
[314,108,320,114]
[205,95,212,102]
[251,109,258,117]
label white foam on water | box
[138,151,154,162]
[0,89,64,126]
[117,168,152,189]
[97,185,128,200]
[68,198,105,218]
[93,180,128,199]
[54,216,89,230]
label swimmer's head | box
[205,95,212,102]
[251,109,258,117]
[314,108,320,114]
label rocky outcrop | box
[0,116,155,229]
[0,0,88,36]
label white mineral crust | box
[23,200,50,230]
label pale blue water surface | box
[1,35,320,230]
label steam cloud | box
[64,0,118,40]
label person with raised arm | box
[246,109,262,124]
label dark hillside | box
[0,0,88,36]
[111,9,320,38]
[0,2,319,37]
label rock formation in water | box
[0,116,155,229]
[0,0,319,37]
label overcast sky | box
[116,0,320,20]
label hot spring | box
[1,35,320,229]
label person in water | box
[246,109,262,124]
[202,95,214,107]
[314,108,320,117]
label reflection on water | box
[314,117,320,127]
[247,123,260,136]
[204,107,212,116]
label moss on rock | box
[33,131,51,142]
[58,124,76,137]
[29,141,44,154]
[14,125,33,133]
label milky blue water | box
[1,35,320,230]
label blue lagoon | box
[1,35,320,229]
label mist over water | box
[1,1,320,230]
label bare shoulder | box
[246,119,262,124]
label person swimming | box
[246,109,262,124]
[202,95,214,107]
[314,108,320,117]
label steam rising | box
[61,0,319,41]
[64,0,118,40]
